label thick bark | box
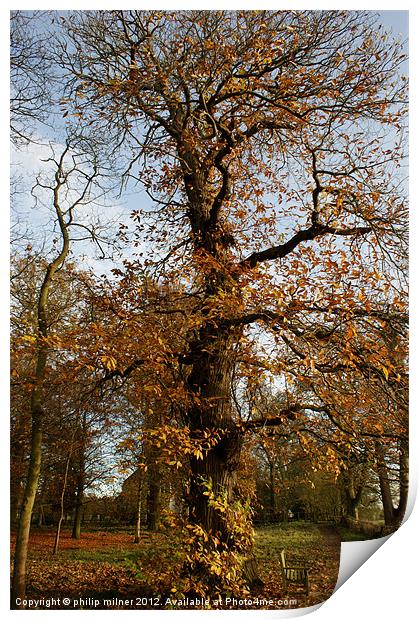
[189,430,241,537]
[181,180,250,586]
[187,326,243,541]
[182,325,255,596]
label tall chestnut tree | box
[55,10,407,593]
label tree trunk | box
[143,438,162,532]
[243,558,264,589]
[189,428,241,536]
[393,438,409,524]
[377,471,395,525]
[179,159,252,590]
[268,461,276,518]
[10,414,28,530]
[11,411,43,607]
[184,324,252,594]
[10,482,25,530]
[72,478,84,540]
[378,438,409,528]
[72,414,86,540]
[346,498,359,520]
[147,476,161,531]
[12,315,49,606]
[72,496,84,539]
[38,504,45,527]
[11,164,71,606]
[53,449,72,554]
[133,474,143,543]
[345,475,363,520]
[187,329,241,535]
[376,443,396,526]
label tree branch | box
[243,404,300,431]
[103,358,145,381]
[241,223,371,268]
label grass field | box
[11,522,341,609]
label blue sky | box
[377,10,408,36]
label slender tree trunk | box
[10,414,28,529]
[268,462,276,517]
[38,504,45,527]
[72,476,85,540]
[53,450,72,554]
[11,410,43,607]
[10,482,25,530]
[36,477,48,527]
[72,493,84,539]
[11,159,71,606]
[12,313,49,607]
[72,413,86,540]
[133,473,143,543]
[375,443,396,525]
[394,438,409,524]
[147,476,161,531]
[144,440,161,532]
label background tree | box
[10,137,113,605]
[10,11,56,146]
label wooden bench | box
[280,549,309,596]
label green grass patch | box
[335,525,371,541]
[62,547,140,564]
[255,522,324,560]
